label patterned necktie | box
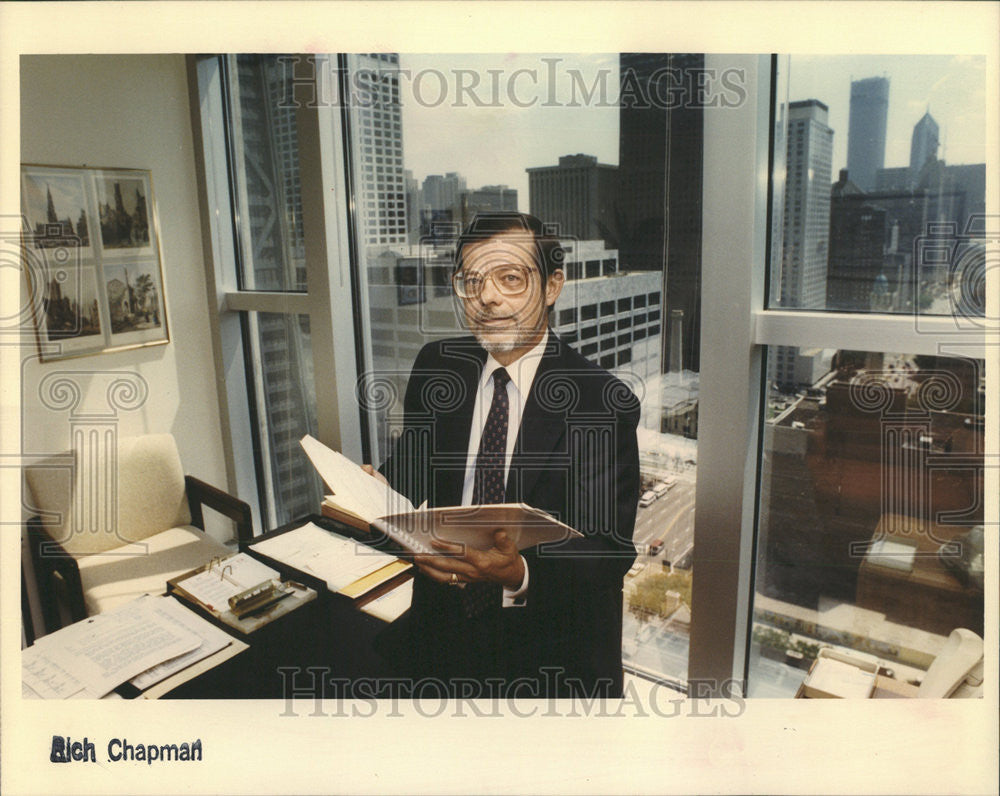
[462,367,510,617]
[472,367,511,505]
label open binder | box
[167,552,316,635]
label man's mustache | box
[471,312,518,323]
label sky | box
[784,54,987,173]
[397,53,987,208]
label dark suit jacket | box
[379,332,640,697]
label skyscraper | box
[772,99,833,390]
[846,76,889,192]
[909,111,940,182]
[353,53,409,247]
[617,53,704,374]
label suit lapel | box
[431,338,484,507]
[507,333,569,504]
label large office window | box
[194,55,324,531]
[193,52,989,696]
[748,55,986,696]
[343,53,706,688]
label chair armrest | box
[26,516,88,626]
[184,475,253,544]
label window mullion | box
[755,308,986,360]
[688,54,772,696]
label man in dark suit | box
[372,212,640,698]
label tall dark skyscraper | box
[827,170,888,311]
[846,76,889,192]
[617,53,704,373]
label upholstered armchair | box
[25,433,252,631]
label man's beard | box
[469,310,544,354]
[472,327,524,354]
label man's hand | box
[360,463,389,486]
[413,530,525,590]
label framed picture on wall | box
[20,166,96,261]
[93,169,158,260]
[21,164,169,361]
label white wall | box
[20,55,230,533]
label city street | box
[632,481,696,568]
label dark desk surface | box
[158,515,408,699]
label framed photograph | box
[31,265,107,358]
[22,164,169,361]
[93,169,157,259]
[21,166,96,260]
[104,260,166,346]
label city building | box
[846,76,889,192]
[771,99,833,391]
[617,53,704,374]
[353,53,408,247]
[526,153,617,243]
[552,240,663,383]
[458,184,517,221]
[826,169,888,311]
[909,110,940,184]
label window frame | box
[191,52,991,695]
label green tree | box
[627,570,692,622]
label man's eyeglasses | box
[451,264,535,299]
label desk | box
[153,515,409,699]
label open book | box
[300,435,582,555]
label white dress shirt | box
[461,329,549,606]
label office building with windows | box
[353,53,409,247]
[846,76,889,192]
[771,99,833,390]
[527,153,617,243]
[553,241,663,384]
[826,169,888,311]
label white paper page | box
[22,647,88,698]
[360,579,414,623]
[27,595,202,697]
[251,522,395,590]
[129,596,235,691]
[175,569,245,611]
[222,552,280,587]
[300,434,414,520]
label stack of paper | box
[359,578,413,623]
[23,595,236,699]
[250,521,408,594]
